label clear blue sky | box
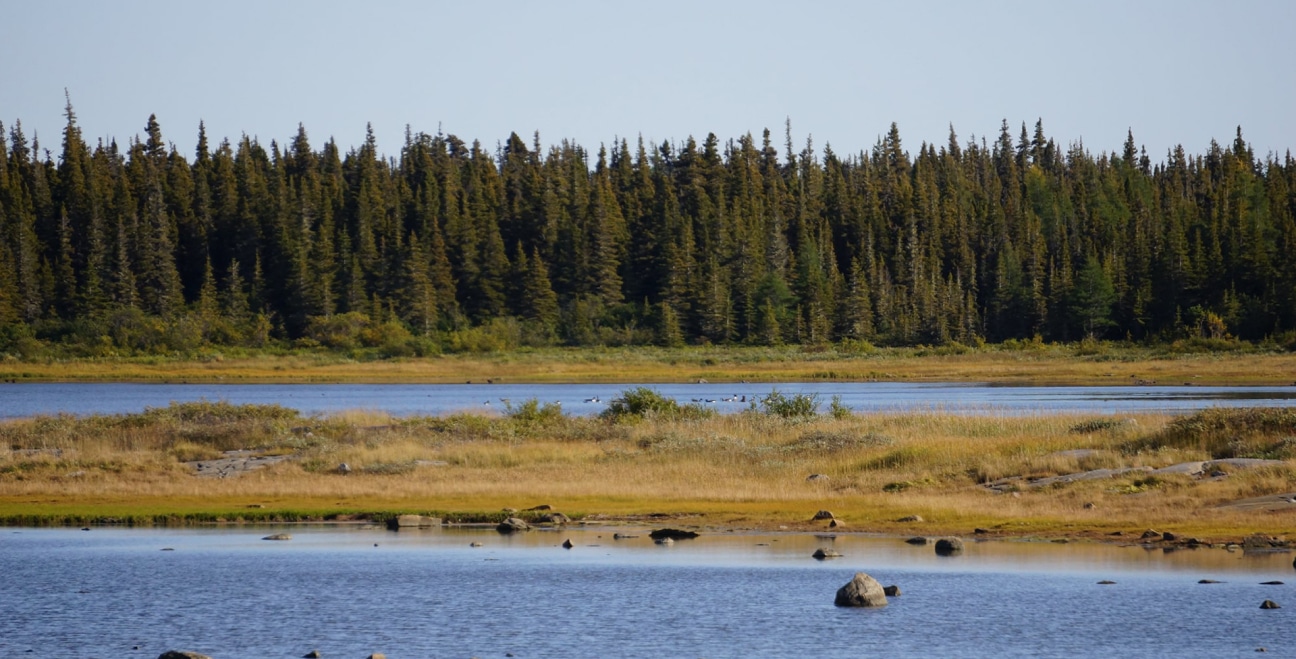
[3,0,1294,163]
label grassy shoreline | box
[4,400,1296,544]
[2,343,1296,385]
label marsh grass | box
[3,402,1296,539]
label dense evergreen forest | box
[1,102,1294,357]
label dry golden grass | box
[4,402,1296,541]
[3,344,1296,384]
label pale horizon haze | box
[2,1,1294,163]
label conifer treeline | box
[1,104,1294,354]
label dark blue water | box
[2,382,1295,419]
[2,527,1292,657]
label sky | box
[2,0,1294,165]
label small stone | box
[262,533,292,541]
[612,533,639,540]
[812,548,843,559]
[469,541,483,547]
[1162,531,1177,542]
[883,585,901,596]
[806,473,830,482]
[337,462,351,475]
[303,651,322,658]
[1141,529,1161,540]
[562,539,574,549]
[829,519,845,528]
[905,536,929,545]
[158,652,213,659]
[526,504,553,511]
[811,510,836,521]
[1083,502,1096,509]
[1260,600,1281,609]
[1097,580,1117,585]
[973,528,990,535]
[896,515,923,523]
[1261,581,1285,585]
[1198,579,1223,584]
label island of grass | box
[3,394,1295,545]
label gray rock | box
[883,585,901,596]
[896,515,923,523]
[613,533,639,540]
[1141,529,1162,540]
[1098,580,1117,585]
[905,536,930,545]
[829,519,845,528]
[834,572,889,607]
[811,510,836,521]
[337,462,352,475]
[1262,581,1285,585]
[1261,599,1282,609]
[262,533,292,541]
[158,652,212,659]
[934,537,964,556]
[812,548,843,559]
[562,538,574,549]
[496,517,531,533]
[1198,579,1223,584]
[806,473,830,482]
[535,512,572,524]
[303,651,322,658]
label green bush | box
[756,389,819,419]
[600,387,715,423]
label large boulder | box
[496,517,531,533]
[834,572,889,607]
[934,537,964,556]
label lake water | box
[2,526,1293,657]
[2,382,1295,419]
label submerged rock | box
[883,585,902,596]
[905,536,930,545]
[1261,600,1282,609]
[262,533,292,541]
[834,572,889,607]
[158,652,212,659]
[934,538,964,556]
[562,539,574,549]
[649,528,699,541]
[812,548,843,559]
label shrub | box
[757,389,819,419]
[829,395,852,419]
[601,387,680,422]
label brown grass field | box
[4,399,1296,543]
[2,343,1295,385]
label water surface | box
[1,527,1291,657]
[2,381,1295,419]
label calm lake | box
[2,526,1293,658]
[2,382,1296,419]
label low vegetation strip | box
[3,400,1296,542]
